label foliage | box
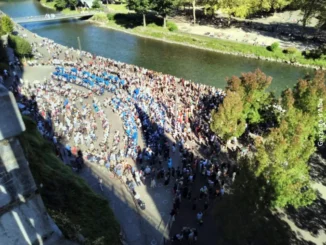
[283,46,297,54]
[226,69,273,124]
[48,210,82,241]
[19,117,121,244]
[152,0,175,27]
[107,13,116,21]
[0,15,14,34]
[8,34,32,58]
[268,42,279,52]
[291,71,326,140]
[253,107,317,208]
[92,13,108,22]
[166,21,178,31]
[68,0,78,9]
[210,90,246,141]
[293,0,326,28]
[92,0,101,8]
[126,0,151,26]
[55,0,67,10]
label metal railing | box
[13,13,94,23]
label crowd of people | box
[4,33,242,243]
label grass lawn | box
[106,4,129,13]
[19,117,121,245]
[40,0,56,10]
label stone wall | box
[0,84,64,245]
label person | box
[135,171,141,186]
[173,233,183,242]
[150,178,156,188]
[98,177,103,191]
[196,211,203,225]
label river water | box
[0,0,312,93]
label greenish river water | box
[0,0,312,93]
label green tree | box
[69,0,79,9]
[153,0,175,28]
[210,90,247,142]
[218,0,253,25]
[126,0,151,26]
[92,0,101,8]
[0,15,14,34]
[55,0,67,10]
[226,69,273,124]
[270,0,292,11]
[253,104,316,208]
[290,71,326,142]
[8,35,32,57]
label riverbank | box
[89,14,326,70]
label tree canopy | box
[0,15,14,34]
[127,0,152,26]
[210,70,326,208]
[210,90,247,141]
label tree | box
[293,0,326,28]
[270,0,292,11]
[153,0,175,28]
[92,0,101,8]
[210,90,247,142]
[253,104,316,208]
[55,0,67,10]
[126,0,151,27]
[0,15,14,34]
[69,0,78,10]
[192,0,196,24]
[226,69,273,124]
[290,71,326,142]
[218,0,253,25]
[8,34,32,57]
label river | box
[0,0,312,93]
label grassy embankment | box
[19,117,121,245]
[91,12,326,68]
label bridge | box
[12,13,94,24]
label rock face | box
[0,84,65,245]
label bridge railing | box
[12,12,94,22]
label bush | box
[92,0,101,8]
[148,23,160,28]
[8,34,32,58]
[283,46,297,54]
[167,21,178,32]
[107,13,116,21]
[0,15,14,34]
[268,42,279,52]
[92,13,107,22]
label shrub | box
[283,46,297,54]
[92,13,107,22]
[8,34,32,58]
[92,0,101,9]
[148,23,160,28]
[167,21,178,32]
[107,13,115,21]
[268,42,279,52]
[0,15,14,34]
